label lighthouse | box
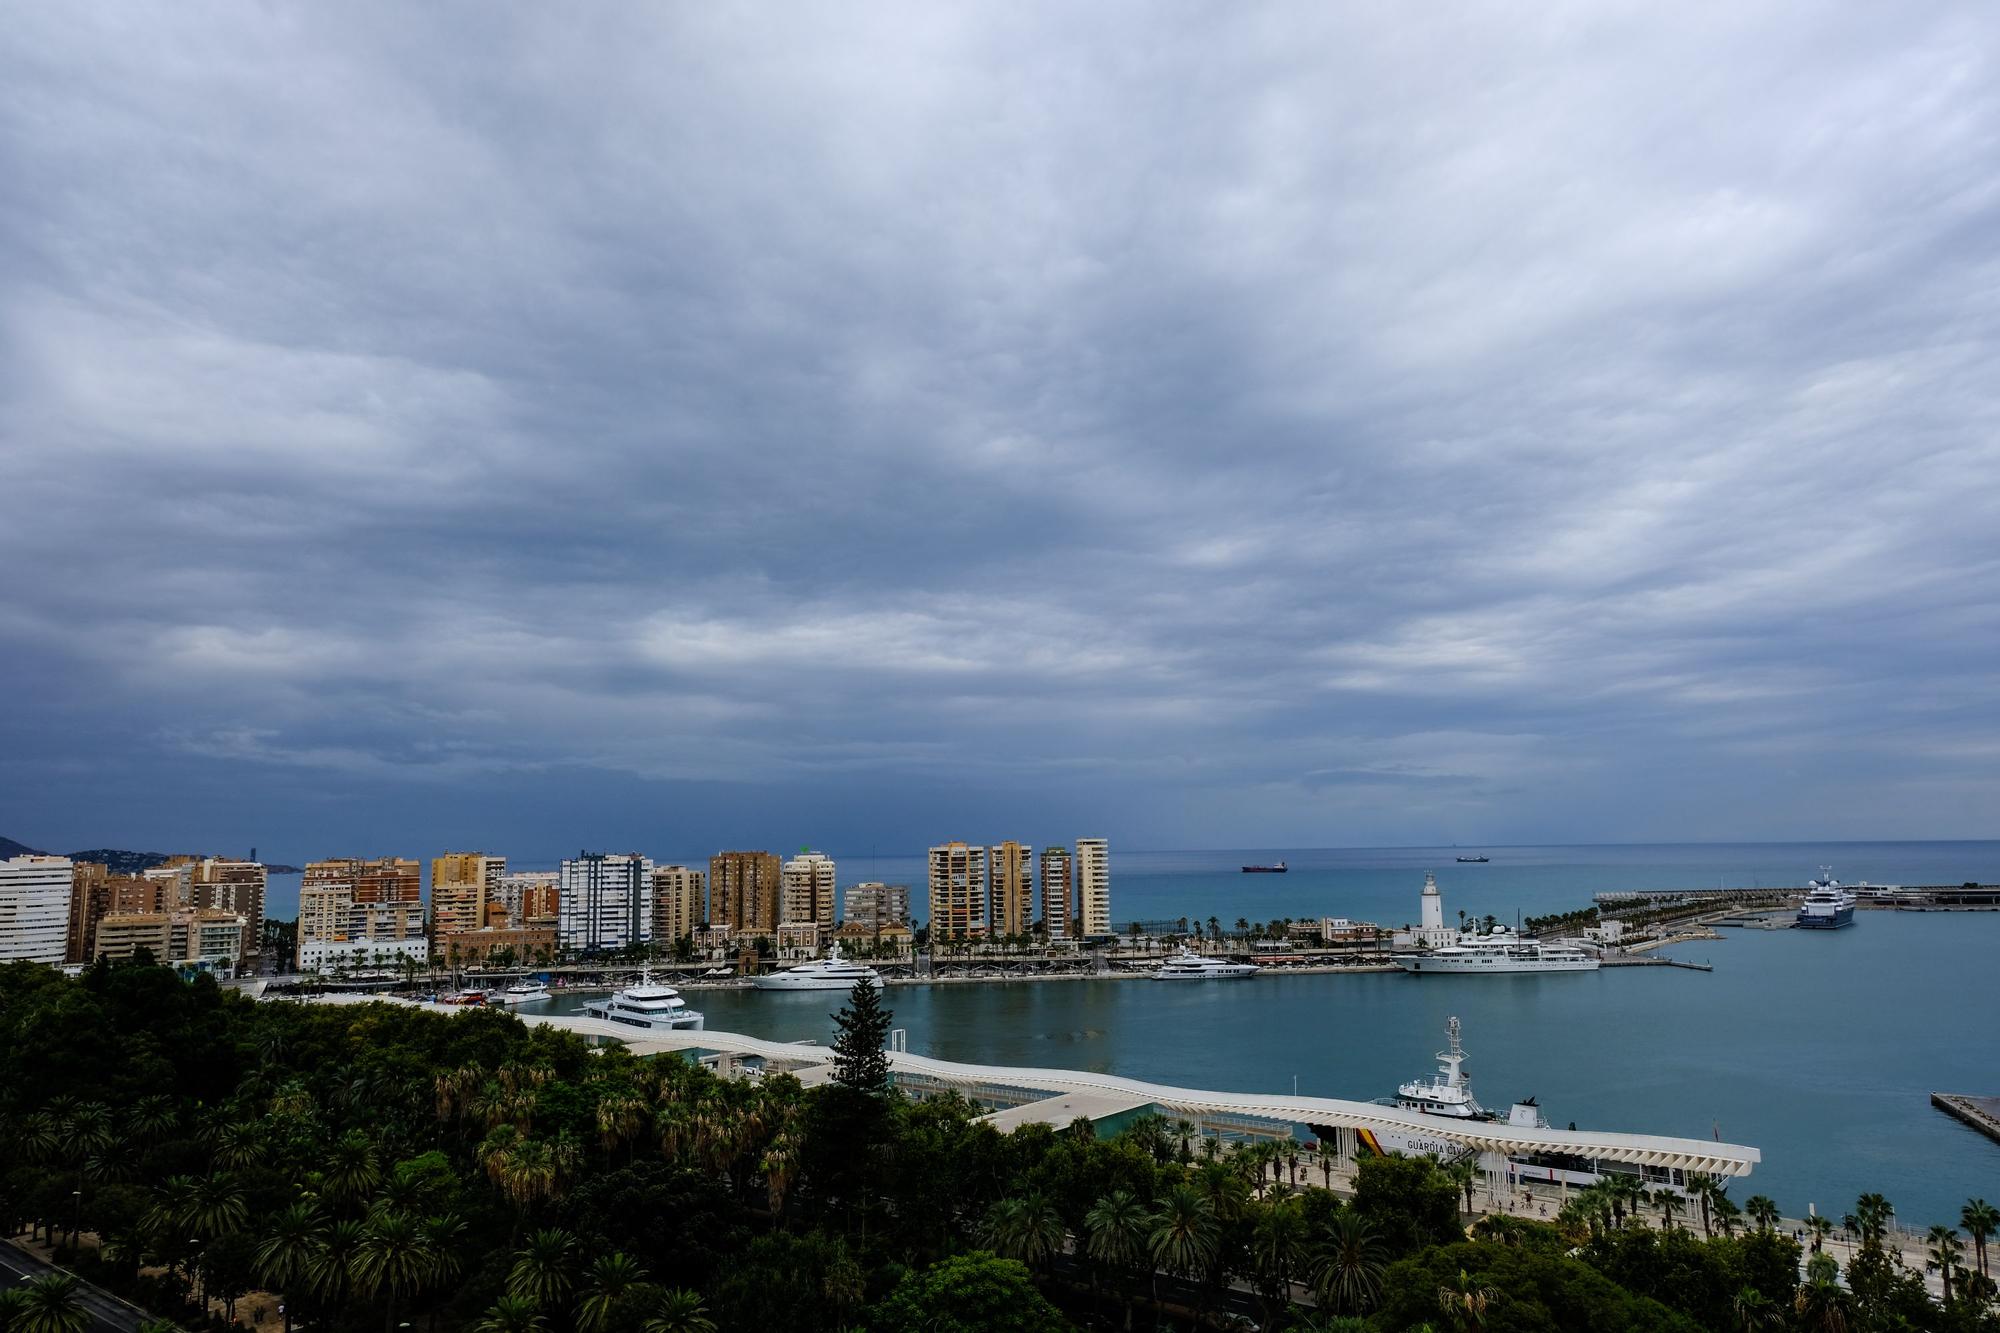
[1416,871,1456,948]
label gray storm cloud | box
[3,3,1997,854]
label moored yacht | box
[1797,869,1858,929]
[582,971,705,1030]
[1394,925,1598,973]
[751,942,882,992]
[490,978,551,1005]
[1152,946,1259,979]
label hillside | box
[0,837,298,874]
[0,835,46,858]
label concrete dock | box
[1931,1092,2000,1147]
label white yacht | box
[1152,946,1259,979]
[751,942,882,992]
[1394,925,1598,974]
[490,978,551,1005]
[1797,869,1858,929]
[581,972,705,1030]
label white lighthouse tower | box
[1417,871,1455,948]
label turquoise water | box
[538,909,2000,1230]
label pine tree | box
[830,979,892,1096]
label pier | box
[1931,1092,2000,1147]
[1600,955,1712,972]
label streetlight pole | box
[69,1190,81,1250]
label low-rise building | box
[775,920,824,958]
[1317,917,1383,944]
[298,936,430,974]
[439,926,557,969]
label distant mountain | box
[2,836,298,874]
[1,835,47,858]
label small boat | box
[1240,861,1288,873]
[489,978,551,1005]
[439,990,487,1006]
[1455,855,1490,863]
[1152,946,1259,979]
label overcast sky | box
[4,4,1998,863]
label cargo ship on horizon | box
[1240,861,1287,873]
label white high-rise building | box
[0,855,74,964]
[781,851,837,927]
[559,852,653,953]
[1075,838,1110,938]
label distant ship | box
[1455,855,1490,863]
[1797,868,1857,929]
[1241,861,1288,873]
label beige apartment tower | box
[431,853,505,940]
[299,857,424,963]
[1075,838,1110,938]
[781,851,837,927]
[927,842,989,939]
[651,864,705,946]
[190,859,267,957]
[989,841,1033,937]
[1039,846,1075,939]
[710,851,782,934]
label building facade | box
[780,851,837,927]
[842,881,911,931]
[710,851,781,935]
[439,926,557,968]
[650,864,705,947]
[1075,838,1110,938]
[989,841,1033,937]
[1,855,74,965]
[558,852,653,953]
[431,852,505,940]
[1039,846,1075,939]
[189,858,267,956]
[928,842,989,939]
[494,871,559,928]
[298,857,426,968]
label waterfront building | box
[189,858,267,957]
[1075,837,1110,938]
[299,858,425,967]
[780,850,838,927]
[842,881,911,931]
[710,851,781,935]
[0,854,74,965]
[776,920,824,958]
[439,925,556,968]
[651,864,705,946]
[928,841,989,939]
[92,912,172,962]
[558,852,654,953]
[1318,917,1383,944]
[92,907,248,971]
[298,935,430,974]
[431,852,505,939]
[1039,846,1075,938]
[495,871,559,928]
[989,840,1033,937]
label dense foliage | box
[1,959,1995,1332]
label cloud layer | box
[4,3,1998,857]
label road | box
[0,1241,150,1333]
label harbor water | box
[539,908,1999,1230]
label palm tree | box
[255,1201,326,1333]
[15,1274,89,1333]
[1310,1210,1387,1315]
[322,1132,384,1211]
[639,1290,715,1333]
[1149,1184,1220,1283]
[1652,1189,1685,1231]
[1792,1262,1848,1333]
[1713,1195,1743,1237]
[594,1094,646,1158]
[1085,1190,1150,1329]
[1961,1198,1997,1279]
[1925,1225,1963,1302]
[1744,1195,1779,1234]
[507,1229,580,1308]
[1730,1284,1777,1332]
[575,1252,648,1333]
[354,1211,430,1333]
[981,1196,1066,1272]
[1436,1268,1501,1332]
[1247,1199,1307,1329]
[1805,1213,1833,1252]
[1854,1192,1893,1248]
[1686,1173,1724,1238]
[473,1297,546,1333]
[309,1218,367,1318]
[188,1174,247,1242]
[417,1214,468,1332]
[1444,1157,1478,1214]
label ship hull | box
[1795,907,1855,929]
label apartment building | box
[558,852,653,953]
[841,881,911,931]
[190,858,267,957]
[927,842,989,939]
[1039,846,1075,939]
[1,855,74,964]
[780,850,837,927]
[298,857,426,968]
[710,851,782,935]
[650,864,705,947]
[1075,838,1110,937]
[989,840,1033,937]
[431,852,506,939]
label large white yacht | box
[490,978,551,1005]
[581,972,705,1030]
[1797,868,1858,929]
[1394,925,1598,973]
[1152,946,1259,979]
[751,943,882,992]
